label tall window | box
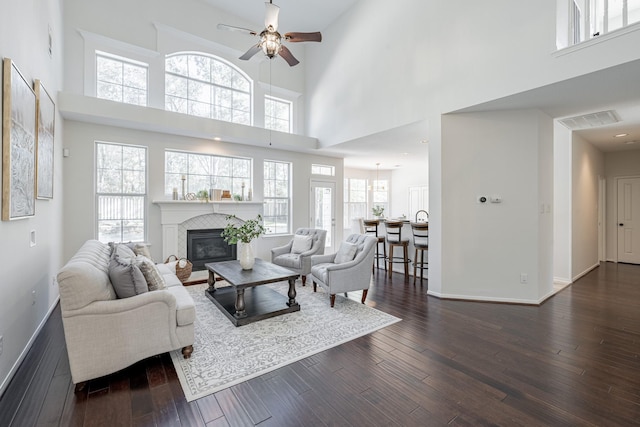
[96,51,148,106]
[570,0,640,45]
[264,160,291,235]
[344,178,368,225]
[165,53,252,125]
[265,95,292,133]
[96,142,146,243]
[165,151,251,198]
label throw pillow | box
[291,234,313,254]
[335,242,358,264]
[110,242,136,260]
[136,255,167,291]
[133,243,153,260]
[109,254,149,298]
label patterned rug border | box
[170,281,401,402]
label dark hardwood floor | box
[2,262,640,426]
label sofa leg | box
[74,382,87,393]
[361,289,368,304]
[301,275,306,286]
[313,281,317,292]
[330,294,336,307]
[182,345,194,359]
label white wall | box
[554,123,573,283]
[571,135,605,280]
[0,0,64,394]
[305,0,640,303]
[62,119,343,262]
[438,110,554,303]
[604,150,640,261]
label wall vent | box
[559,110,620,130]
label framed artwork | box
[2,58,37,220]
[35,79,55,199]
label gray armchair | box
[271,228,327,285]
[309,234,377,307]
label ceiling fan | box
[217,1,322,67]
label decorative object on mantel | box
[170,281,401,401]
[210,188,222,201]
[221,214,266,270]
[181,175,186,200]
[221,190,231,199]
[172,187,178,200]
[247,188,252,201]
[372,205,384,219]
[241,181,245,201]
[185,192,197,201]
[196,189,209,202]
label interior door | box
[310,180,335,252]
[617,177,640,264]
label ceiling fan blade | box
[278,45,299,67]
[217,23,258,36]
[265,2,280,31]
[239,44,262,61]
[284,32,322,43]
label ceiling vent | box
[559,110,620,130]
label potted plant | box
[372,205,385,218]
[221,214,266,270]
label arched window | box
[165,53,252,125]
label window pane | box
[263,160,291,234]
[166,55,188,75]
[96,143,146,243]
[188,55,211,81]
[97,53,148,106]
[608,0,624,31]
[628,0,640,24]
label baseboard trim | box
[427,290,541,306]
[572,262,600,282]
[0,296,60,398]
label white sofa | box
[56,240,195,388]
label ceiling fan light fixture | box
[260,31,282,58]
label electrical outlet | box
[32,290,37,306]
[0,336,3,356]
[520,273,528,284]
[51,276,57,287]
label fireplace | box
[187,229,237,271]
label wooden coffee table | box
[204,258,300,326]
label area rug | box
[170,281,401,401]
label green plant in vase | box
[222,215,266,270]
[372,205,385,218]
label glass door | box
[310,180,336,252]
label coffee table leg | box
[207,270,216,293]
[234,289,247,318]
[287,278,298,307]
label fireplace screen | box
[187,229,237,271]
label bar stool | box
[411,222,429,283]
[363,219,387,272]
[384,220,410,279]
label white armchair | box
[271,228,327,285]
[309,234,377,307]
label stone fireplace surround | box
[153,201,264,262]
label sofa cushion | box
[155,262,183,287]
[273,253,302,269]
[291,234,313,254]
[109,254,148,298]
[335,242,358,264]
[136,255,167,291]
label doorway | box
[310,180,336,252]
[617,176,640,264]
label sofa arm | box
[311,253,336,265]
[271,242,293,258]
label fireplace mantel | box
[153,200,264,260]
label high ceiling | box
[202,0,359,32]
[202,1,640,170]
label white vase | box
[238,241,255,270]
